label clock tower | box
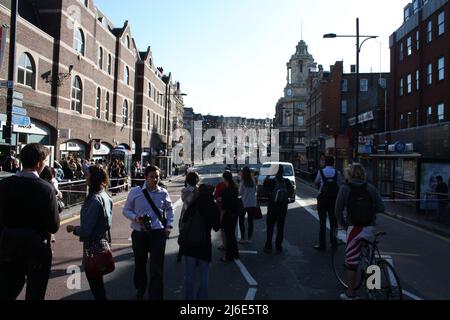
[275,40,316,169]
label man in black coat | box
[0,143,60,300]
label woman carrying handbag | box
[67,165,114,300]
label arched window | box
[71,76,82,113]
[124,66,130,85]
[74,28,85,55]
[17,53,35,88]
[96,88,101,118]
[122,100,128,125]
[105,92,110,121]
[98,47,103,69]
[107,54,112,75]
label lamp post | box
[324,18,378,162]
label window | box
[438,12,445,36]
[407,74,412,94]
[95,88,101,118]
[427,20,432,43]
[107,54,112,75]
[438,57,445,81]
[399,42,404,61]
[296,115,304,126]
[288,68,292,84]
[122,100,128,125]
[125,35,130,49]
[124,66,130,85]
[399,113,404,129]
[378,78,386,89]
[399,78,404,96]
[438,103,445,121]
[413,0,419,14]
[98,47,103,69]
[360,79,368,92]
[341,100,348,114]
[149,58,152,68]
[407,112,413,128]
[148,82,152,97]
[427,106,433,124]
[341,79,348,92]
[147,110,151,131]
[71,76,82,113]
[105,92,110,121]
[407,36,412,56]
[427,63,433,85]
[17,53,35,88]
[416,69,420,90]
[73,28,85,55]
[416,30,420,50]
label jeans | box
[265,204,287,250]
[239,209,254,240]
[317,197,338,248]
[184,256,209,300]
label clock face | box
[287,89,292,96]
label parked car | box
[256,162,296,204]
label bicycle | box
[331,230,403,300]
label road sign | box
[0,80,13,89]
[12,106,27,116]
[12,114,31,126]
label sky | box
[95,0,407,119]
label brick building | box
[372,0,450,207]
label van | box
[256,162,296,204]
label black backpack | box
[178,203,207,248]
[272,179,289,204]
[319,170,339,200]
[347,183,375,227]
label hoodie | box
[335,179,385,227]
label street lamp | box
[324,18,378,162]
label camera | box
[141,214,152,231]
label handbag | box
[84,197,115,278]
[247,206,263,220]
[57,198,65,213]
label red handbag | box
[84,239,115,278]
[247,207,263,220]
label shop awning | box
[370,153,422,159]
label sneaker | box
[339,292,357,300]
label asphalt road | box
[15,171,450,300]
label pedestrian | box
[238,167,257,244]
[214,180,227,254]
[122,165,174,300]
[0,143,60,300]
[335,163,384,300]
[313,156,343,251]
[263,165,294,254]
[66,166,113,300]
[435,176,449,223]
[220,171,240,262]
[54,160,64,182]
[180,184,220,300]
[40,166,63,244]
[177,171,200,262]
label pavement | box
[296,177,450,240]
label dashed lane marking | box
[238,250,258,255]
[234,259,258,287]
[245,287,258,300]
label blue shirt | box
[123,184,174,231]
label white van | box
[256,162,296,204]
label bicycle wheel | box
[331,243,363,290]
[367,259,403,300]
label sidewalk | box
[296,177,450,240]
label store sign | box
[348,111,375,126]
[92,143,111,156]
[13,121,50,135]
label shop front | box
[60,140,88,160]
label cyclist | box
[335,163,385,300]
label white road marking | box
[238,250,258,255]
[245,287,258,300]
[234,259,258,287]
[402,290,424,300]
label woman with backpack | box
[179,184,220,299]
[335,163,384,300]
[238,167,257,244]
[263,165,294,254]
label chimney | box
[350,65,356,73]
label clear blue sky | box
[95,0,406,119]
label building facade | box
[373,0,450,207]
[275,40,316,170]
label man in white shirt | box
[123,165,174,300]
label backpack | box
[347,183,375,227]
[272,179,289,204]
[177,203,207,248]
[319,169,339,200]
